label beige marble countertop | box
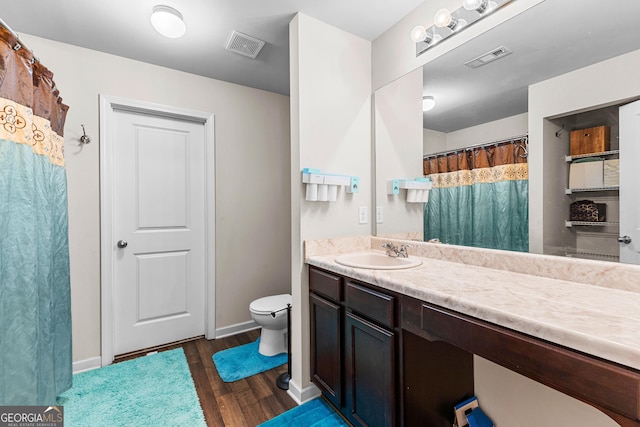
[305,240,640,371]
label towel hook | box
[80,124,91,144]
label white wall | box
[529,48,640,254]
[423,128,446,154]
[19,34,291,363]
[444,113,527,150]
[475,357,617,427]
[374,68,424,237]
[289,13,372,402]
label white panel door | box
[620,99,640,265]
[113,109,206,355]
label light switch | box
[376,206,383,224]
[359,206,368,224]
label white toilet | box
[249,294,292,356]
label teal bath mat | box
[56,349,206,427]
[212,338,287,382]
[258,398,348,427]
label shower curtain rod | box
[423,133,528,159]
[0,17,36,60]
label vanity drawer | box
[346,281,395,328]
[309,267,342,302]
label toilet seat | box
[250,294,291,315]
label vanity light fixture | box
[150,5,186,39]
[413,0,515,56]
[423,96,436,112]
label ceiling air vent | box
[225,30,265,59]
[465,46,513,69]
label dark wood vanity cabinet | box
[310,265,640,427]
[310,267,398,427]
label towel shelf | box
[565,221,619,227]
[565,186,619,195]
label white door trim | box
[99,95,216,366]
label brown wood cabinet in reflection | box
[570,125,610,155]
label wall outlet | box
[376,206,383,224]
[359,206,368,224]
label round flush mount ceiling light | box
[151,5,186,38]
[423,96,436,112]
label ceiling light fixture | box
[150,5,186,39]
[412,0,515,56]
[423,96,436,112]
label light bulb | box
[410,25,427,43]
[151,5,186,38]
[463,0,487,11]
[434,9,453,28]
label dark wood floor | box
[117,330,297,426]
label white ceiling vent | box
[465,46,513,69]
[225,30,265,59]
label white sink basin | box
[334,251,422,270]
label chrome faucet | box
[381,242,411,258]
[397,244,410,258]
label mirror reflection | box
[375,0,640,264]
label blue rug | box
[258,398,348,427]
[56,349,206,427]
[212,338,287,382]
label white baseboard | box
[73,356,102,374]
[287,379,321,405]
[215,320,260,339]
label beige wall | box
[20,34,291,364]
[374,68,424,237]
[289,13,372,402]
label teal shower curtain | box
[0,27,72,404]
[423,139,529,252]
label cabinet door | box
[310,292,343,408]
[345,312,395,427]
[620,99,640,265]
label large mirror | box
[374,0,640,263]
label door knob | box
[618,236,632,244]
[117,240,128,248]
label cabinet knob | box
[618,236,632,244]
